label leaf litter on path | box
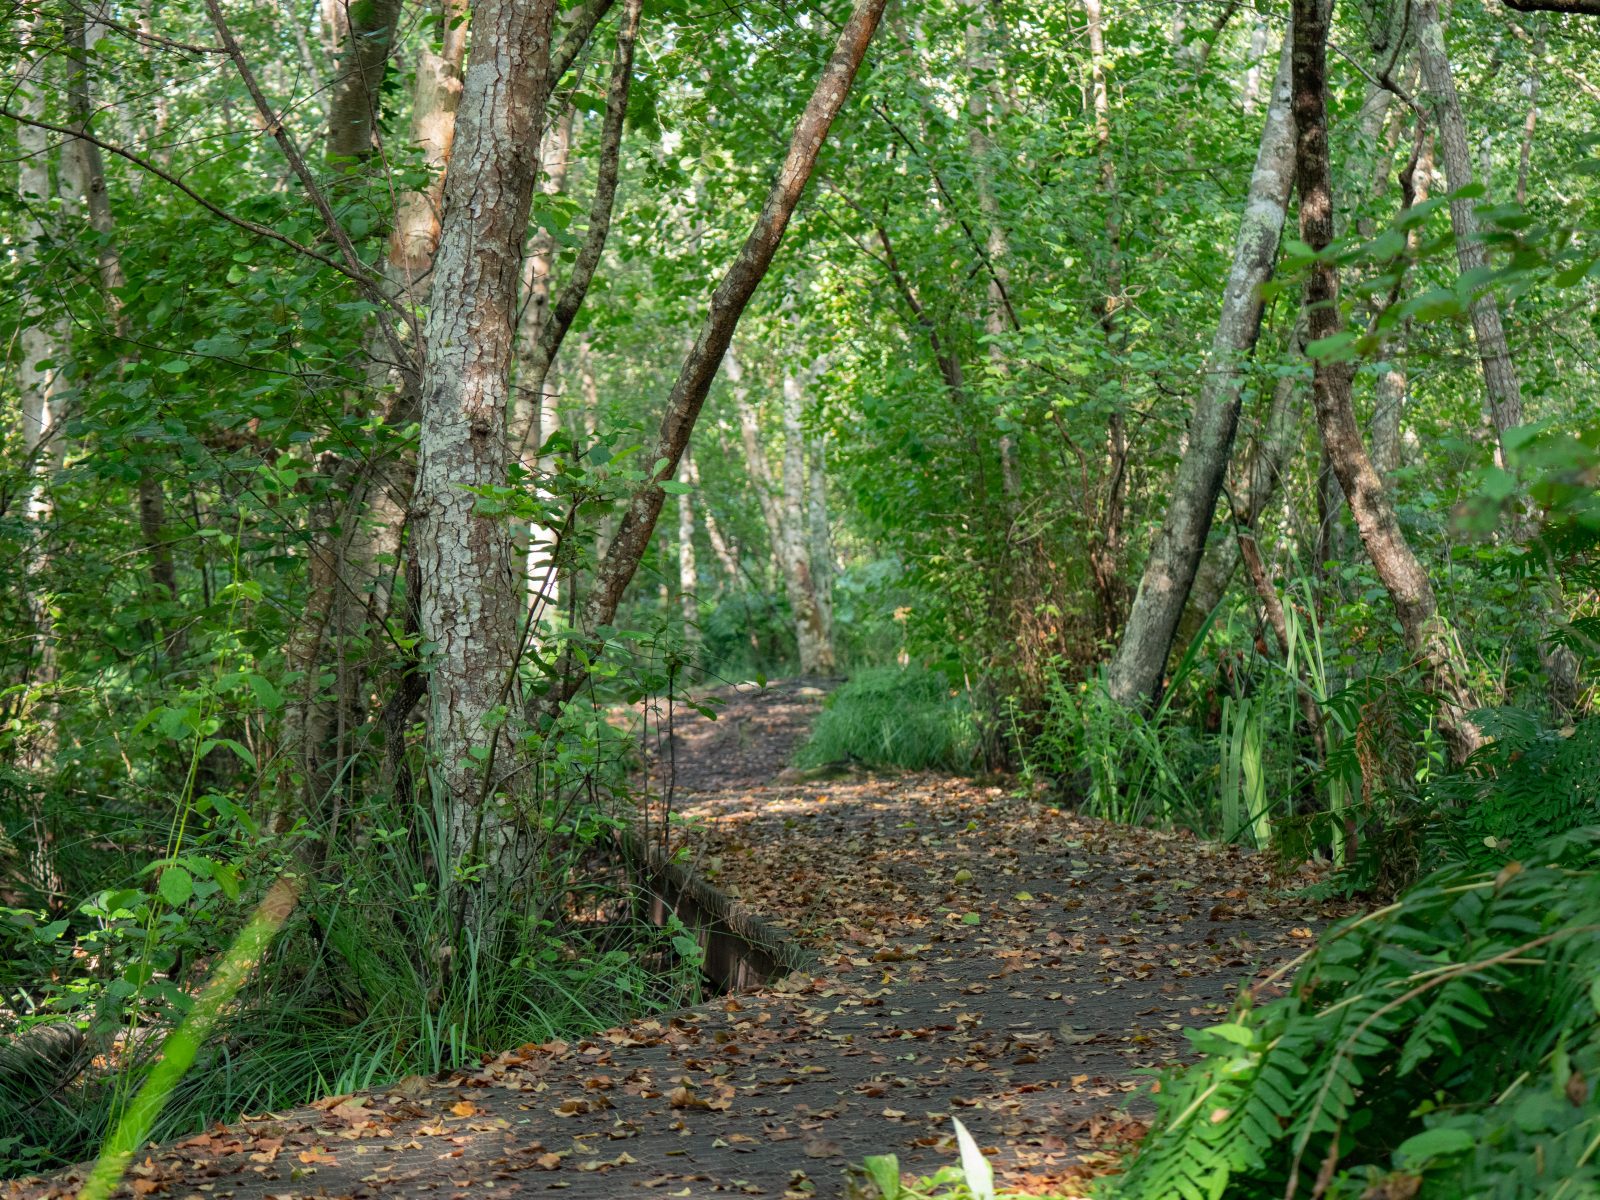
[9,680,1341,1199]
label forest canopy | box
[3,0,1600,1192]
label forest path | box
[13,681,1335,1200]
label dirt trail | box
[11,680,1335,1199]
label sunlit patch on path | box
[10,682,1337,1200]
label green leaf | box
[659,480,692,494]
[861,1155,902,1198]
[158,865,194,908]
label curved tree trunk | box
[1104,32,1296,706]
[1291,0,1482,762]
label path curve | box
[10,680,1333,1199]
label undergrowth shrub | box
[795,666,978,773]
[1110,826,1600,1200]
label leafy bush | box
[1109,827,1600,1200]
[795,666,979,773]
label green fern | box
[1110,828,1600,1199]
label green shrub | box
[1109,826,1600,1200]
[795,666,978,773]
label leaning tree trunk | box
[1104,32,1296,706]
[1291,0,1482,762]
[412,0,559,891]
[531,0,888,721]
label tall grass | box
[1019,578,1354,855]
[795,666,979,773]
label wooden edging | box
[618,830,815,993]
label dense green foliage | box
[1114,827,1600,1199]
[3,0,1600,1186]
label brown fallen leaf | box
[803,1137,843,1158]
[448,1101,477,1118]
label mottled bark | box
[413,0,558,874]
[1105,33,1295,707]
[1292,0,1482,761]
[325,0,402,168]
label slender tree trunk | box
[553,0,888,701]
[1415,0,1523,458]
[1105,33,1295,706]
[325,0,402,168]
[807,437,835,650]
[1084,0,1129,637]
[1516,22,1543,208]
[781,367,835,674]
[1177,324,1309,649]
[730,353,834,673]
[1372,132,1433,476]
[1417,0,1577,709]
[413,0,558,884]
[1242,15,1269,112]
[1291,0,1482,761]
[964,6,1018,497]
[680,451,739,588]
[63,11,188,666]
[15,19,69,905]
[676,460,699,652]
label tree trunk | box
[1104,32,1295,707]
[14,18,69,905]
[558,0,888,694]
[1372,132,1433,477]
[681,450,740,589]
[676,460,699,652]
[1177,325,1309,649]
[1291,0,1482,762]
[325,0,402,168]
[1415,0,1523,458]
[412,0,558,885]
[807,437,835,649]
[781,368,835,674]
[1083,0,1130,638]
[1516,22,1543,207]
[964,6,1019,497]
[1417,0,1577,709]
[730,353,835,674]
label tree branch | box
[520,0,641,406]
